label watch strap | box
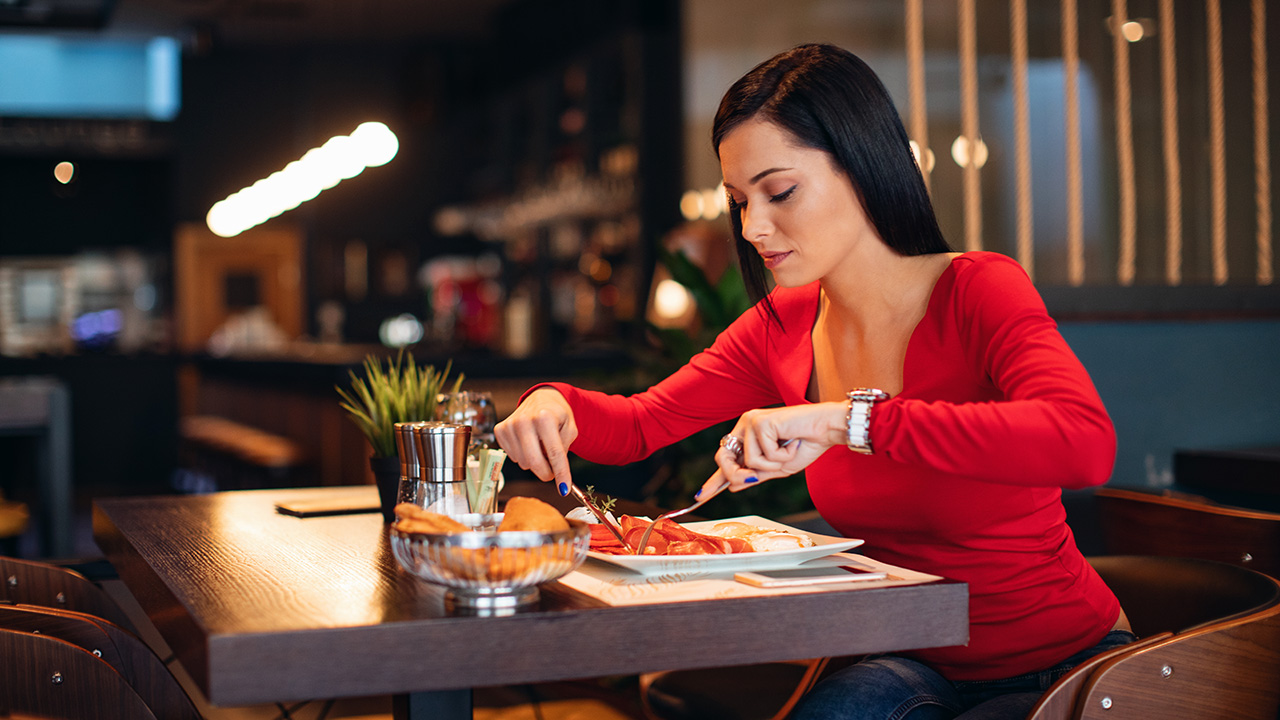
[845,388,889,454]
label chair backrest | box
[1089,555,1280,637]
[1095,487,1280,580]
[1025,556,1280,720]
[0,627,159,720]
[0,604,201,720]
[1075,600,1280,719]
[0,556,138,633]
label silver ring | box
[719,434,744,462]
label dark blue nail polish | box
[558,482,569,496]
[694,489,702,500]
[744,476,759,484]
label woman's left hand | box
[700,401,851,495]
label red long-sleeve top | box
[539,252,1120,680]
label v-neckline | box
[801,253,963,404]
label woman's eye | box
[770,185,797,203]
[727,195,744,210]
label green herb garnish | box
[583,485,618,515]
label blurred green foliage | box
[601,249,816,520]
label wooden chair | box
[0,555,138,634]
[1094,486,1280,579]
[0,627,158,720]
[0,604,201,720]
[1026,555,1280,720]
[0,558,380,719]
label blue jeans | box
[791,630,1138,720]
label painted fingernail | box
[694,489,703,500]
[745,476,759,484]
[558,482,569,496]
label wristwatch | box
[845,388,890,454]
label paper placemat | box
[546,553,942,607]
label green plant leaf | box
[336,350,463,459]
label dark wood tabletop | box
[93,484,967,719]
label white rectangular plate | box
[585,515,864,577]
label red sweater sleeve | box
[874,254,1116,489]
[534,304,785,465]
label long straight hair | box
[712,44,951,318]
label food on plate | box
[566,505,620,527]
[586,516,817,556]
[498,496,571,533]
[586,515,752,556]
[701,521,816,552]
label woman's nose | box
[740,206,770,242]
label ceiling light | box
[206,122,399,238]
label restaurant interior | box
[1,0,1279,718]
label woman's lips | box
[761,251,790,269]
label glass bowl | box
[390,512,590,615]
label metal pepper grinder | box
[412,422,472,517]
[393,421,434,512]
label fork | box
[632,473,730,555]
[632,437,798,555]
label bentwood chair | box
[1094,486,1280,579]
[0,603,201,719]
[0,627,160,720]
[1026,555,1280,720]
[0,555,138,634]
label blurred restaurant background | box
[1,0,1278,561]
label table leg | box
[393,689,472,720]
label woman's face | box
[719,117,875,288]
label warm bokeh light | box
[653,278,693,319]
[206,122,400,238]
[951,136,989,169]
[680,189,703,221]
[53,161,75,184]
[1121,20,1144,42]
[909,140,936,173]
[680,184,730,222]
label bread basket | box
[390,512,590,614]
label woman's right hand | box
[494,387,578,493]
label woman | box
[496,44,1131,719]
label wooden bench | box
[178,414,306,489]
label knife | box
[566,481,631,550]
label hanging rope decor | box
[1062,0,1086,286]
[1206,0,1228,285]
[1159,0,1183,286]
[1011,0,1034,278]
[958,0,983,252]
[1113,0,1137,285]
[1253,0,1273,285]
[906,0,931,192]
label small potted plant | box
[337,350,462,520]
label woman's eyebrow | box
[724,167,793,190]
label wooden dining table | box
[93,483,968,720]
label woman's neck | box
[818,246,947,335]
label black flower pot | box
[370,454,401,523]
